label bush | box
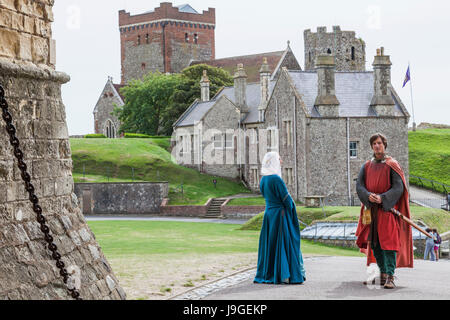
[124,133,152,139]
[85,134,106,138]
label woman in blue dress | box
[254,152,306,284]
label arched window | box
[327,48,332,54]
[351,46,355,60]
[105,120,116,139]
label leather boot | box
[380,273,387,286]
[384,275,396,289]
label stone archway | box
[0,1,125,300]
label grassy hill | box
[70,138,250,205]
[408,129,450,193]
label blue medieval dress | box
[254,174,306,284]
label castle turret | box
[314,54,340,117]
[304,26,366,72]
[234,64,249,113]
[370,47,395,116]
[200,70,210,102]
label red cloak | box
[355,157,414,268]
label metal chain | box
[0,84,82,300]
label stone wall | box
[0,0,125,300]
[221,205,265,220]
[74,182,169,215]
[160,198,211,217]
[93,80,122,137]
[304,26,365,72]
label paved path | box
[409,185,447,209]
[197,256,450,300]
[85,215,247,225]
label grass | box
[87,220,363,259]
[70,138,251,205]
[409,129,450,193]
[240,205,450,233]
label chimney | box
[370,47,395,116]
[314,54,340,117]
[200,70,210,102]
[259,57,271,109]
[234,63,249,113]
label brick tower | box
[119,2,216,84]
[304,26,366,71]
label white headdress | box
[261,152,282,177]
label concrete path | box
[409,185,447,209]
[85,215,247,225]
[202,256,450,300]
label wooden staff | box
[390,208,433,238]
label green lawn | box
[240,205,450,233]
[409,129,450,193]
[70,138,250,205]
[87,220,363,259]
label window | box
[214,134,222,149]
[350,141,358,159]
[194,34,198,44]
[283,120,293,147]
[251,168,260,187]
[141,63,146,70]
[137,35,141,45]
[146,34,149,44]
[283,168,294,186]
[351,47,355,61]
[179,136,184,156]
[267,128,278,152]
[225,133,233,149]
[185,33,189,43]
[327,48,332,54]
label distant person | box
[355,133,413,289]
[253,152,306,285]
[433,229,441,261]
[424,228,436,261]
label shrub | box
[124,133,152,139]
[85,134,106,138]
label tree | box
[113,72,182,136]
[159,64,234,135]
[114,65,233,136]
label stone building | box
[0,0,125,299]
[173,28,410,206]
[93,77,124,138]
[119,2,216,84]
[304,26,366,72]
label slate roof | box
[190,51,286,83]
[113,84,126,102]
[287,71,407,118]
[174,80,276,127]
[174,70,408,128]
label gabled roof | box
[174,80,276,128]
[285,70,408,118]
[93,79,125,114]
[190,44,301,83]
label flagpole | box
[408,62,416,131]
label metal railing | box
[410,175,449,195]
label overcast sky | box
[53,0,450,135]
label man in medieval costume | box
[355,133,414,289]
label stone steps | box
[205,199,227,218]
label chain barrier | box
[0,85,82,300]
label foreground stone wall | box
[0,0,125,300]
[74,182,169,215]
